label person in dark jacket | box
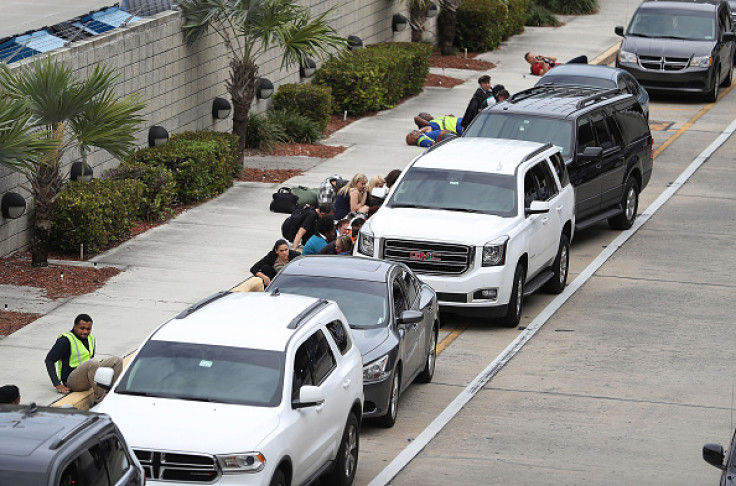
[44,314,123,404]
[461,74,492,130]
[251,239,301,286]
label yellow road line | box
[437,324,467,354]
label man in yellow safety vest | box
[44,313,122,404]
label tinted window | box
[116,341,284,407]
[311,330,336,384]
[612,102,649,145]
[399,270,419,307]
[392,281,409,317]
[629,8,715,41]
[100,436,132,484]
[292,330,336,400]
[269,275,389,329]
[326,320,351,355]
[388,167,517,217]
[465,113,574,157]
[592,113,620,150]
[576,117,596,150]
[63,445,108,486]
[525,162,558,204]
[549,152,570,187]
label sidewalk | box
[0,0,629,406]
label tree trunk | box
[227,57,258,168]
[409,2,429,43]
[440,0,460,55]
[30,126,64,267]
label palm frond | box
[0,97,55,174]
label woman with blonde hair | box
[334,173,370,219]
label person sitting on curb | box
[251,239,301,287]
[44,314,123,405]
[406,129,451,148]
[414,113,464,135]
[524,52,588,76]
[334,173,370,220]
[0,385,20,404]
[302,216,336,255]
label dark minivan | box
[465,85,653,231]
[615,0,735,101]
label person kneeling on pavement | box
[44,314,123,405]
[302,216,336,255]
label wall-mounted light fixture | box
[1,192,26,219]
[212,97,231,119]
[300,58,317,79]
[427,1,439,17]
[347,35,363,50]
[256,78,274,99]
[148,125,169,147]
[392,14,408,32]
[70,161,94,182]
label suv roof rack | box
[574,88,621,109]
[287,299,330,329]
[520,143,555,163]
[509,85,620,106]
[175,291,231,319]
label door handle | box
[541,217,549,224]
[556,205,563,212]
[343,379,351,389]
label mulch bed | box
[0,311,44,336]
[425,73,465,88]
[429,50,495,71]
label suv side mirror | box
[722,31,735,42]
[292,386,325,409]
[398,310,423,325]
[577,146,603,165]
[702,443,726,470]
[615,25,624,37]
[94,367,115,391]
[525,200,550,215]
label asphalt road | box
[349,83,736,485]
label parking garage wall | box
[0,1,437,257]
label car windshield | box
[628,9,715,41]
[464,113,574,158]
[386,167,517,217]
[271,275,389,329]
[538,75,614,89]
[115,340,284,407]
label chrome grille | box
[638,55,689,71]
[134,449,219,483]
[382,239,473,275]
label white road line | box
[366,117,736,486]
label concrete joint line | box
[366,112,736,486]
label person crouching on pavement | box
[44,314,123,405]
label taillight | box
[649,138,654,160]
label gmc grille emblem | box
[410,251,440,261]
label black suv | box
[464,85,653,231]
[615,0,735,102]
[0,403,144,486]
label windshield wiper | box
[628,32,654,38]
[116,389,216,402]
[116,389,157,397]
[443,207,486,214]
[389,203,433,209]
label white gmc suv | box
[93,290,364,486]
[356,138,575,327]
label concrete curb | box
[590,41,621,66]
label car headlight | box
[357,229,374,256]
[363,354,390,382]
[216,453,266,473]
[619,49,637,64]
[690,55,712,68]
[482,236,509,267]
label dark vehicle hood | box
[350,325,390,357]
[623,36,714,58]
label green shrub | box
[525,2,560,26]
[171,130,239,178]
[269,111,322,144]
[51,179,145,254]
[272,83,332,133]
[535,0,598,14]
[313,42,432,115]
[105,162,176,221]
[455,0,509,52]
[505,0,530,37]
[129,138,235,204]
[245,112,286,152]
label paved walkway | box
[0,1,627,406]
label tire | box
[543,234,569,294]
[608,177,639,230]
[499,264,524,328]
[323,413,359,486]
[269,469,286,486]
[707,68,720,102]
[375,368,400,428]
[722,62,733,87]
[416,323,437,383]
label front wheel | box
[375,368,400,428]
[543,234,569,294]
[269,469,286,486]
[323,413,359,486]
[608,177,639,230]
[707,68,720,102]
[499,264,524,328]
[416,323,437,383]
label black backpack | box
[281,206,313,242]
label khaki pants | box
[66,356,123,404]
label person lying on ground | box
[406,129,451,148]
[524,52,588,75]
[414,114,464,135]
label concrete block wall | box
[0,0,437,257]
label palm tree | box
[0,57,146,267]
[439,0,462,55]
[0,97,55,172]
[179,0,348,164]
[404,0,432,43]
